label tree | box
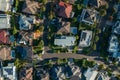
[98,64,105,70]
[14,58,26,69]
[39,25,44,31]
[42,0,47,4]
[77,4,82,10]
[41,6,46,12]
[111,8,117,15]
[101,3,109,9]
[108,16,113,21]
[95,29,101,34]
[100,9,106,16]
[48,11,55,20]
[72,17,77,23]
[15,0,19,10]
[115,0,120,3]
[73,46,78,53]
[13,25,18,35]
[95,36,99,42]
[93,43,96,50]
[76,35,79,40]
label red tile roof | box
[58,1,72,18]
[0,30,9,44]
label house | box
[96,72,110,80]
[16,46,33,61]
[17,31,33,45]
[68,0,76,4]
[0,14,11,29]
[88,0,107,8]
[108,35,119,53]
[117,5,120,20]
[112,21,120,35]
[50,64,81,80]
[0,30,10,44]
[35,68,49,80]
[84,68,98,80]
[79,30,92,47]
[19,65,33,80]
[2,63,17,80]
[18,15,35,30]
[50,65,66,80]
[55,1,73,18]
[108,35,120,62]
[57,22,71,34]
[54,36,76,47]
[66,64,81,79]
[22,0,40,14]
[0,0,14,12]
[80,9,99,25]
[0,46,15,60]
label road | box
[42,53,105,64]
[41,53,120,75]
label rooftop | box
[0,46,15,60]
[54,36,76,47]
[84,68,98,80]
[0,30,10,44]
[19,65,33,80]
[57,22,71,34]
[22,0,40,14]
[2,63,17,80]
[16,46,33,61]
[81,9,99,25]
[108,35,119,53]
[113,21,120,34]
[18,31,33,45]
[19,15,35,30]
[57,1,72,18]
[0,0,14,12]
[0,14,11,29]
[88,0,107,8]
[79,30,92,47]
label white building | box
[0,14,11,29]
[54,36,76,47]
[0,0,14,12]
[79,30,92,47]
[80,9,99,25]
[84,68,98,80]
[108,35,119,53]
[112,21,120,34]
[2,63,17,80]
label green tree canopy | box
[100,9,106,16]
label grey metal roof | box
[0,14,11,29]
[0,0,13,11]
[54,36,76,47]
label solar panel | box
[4,68,13,75]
